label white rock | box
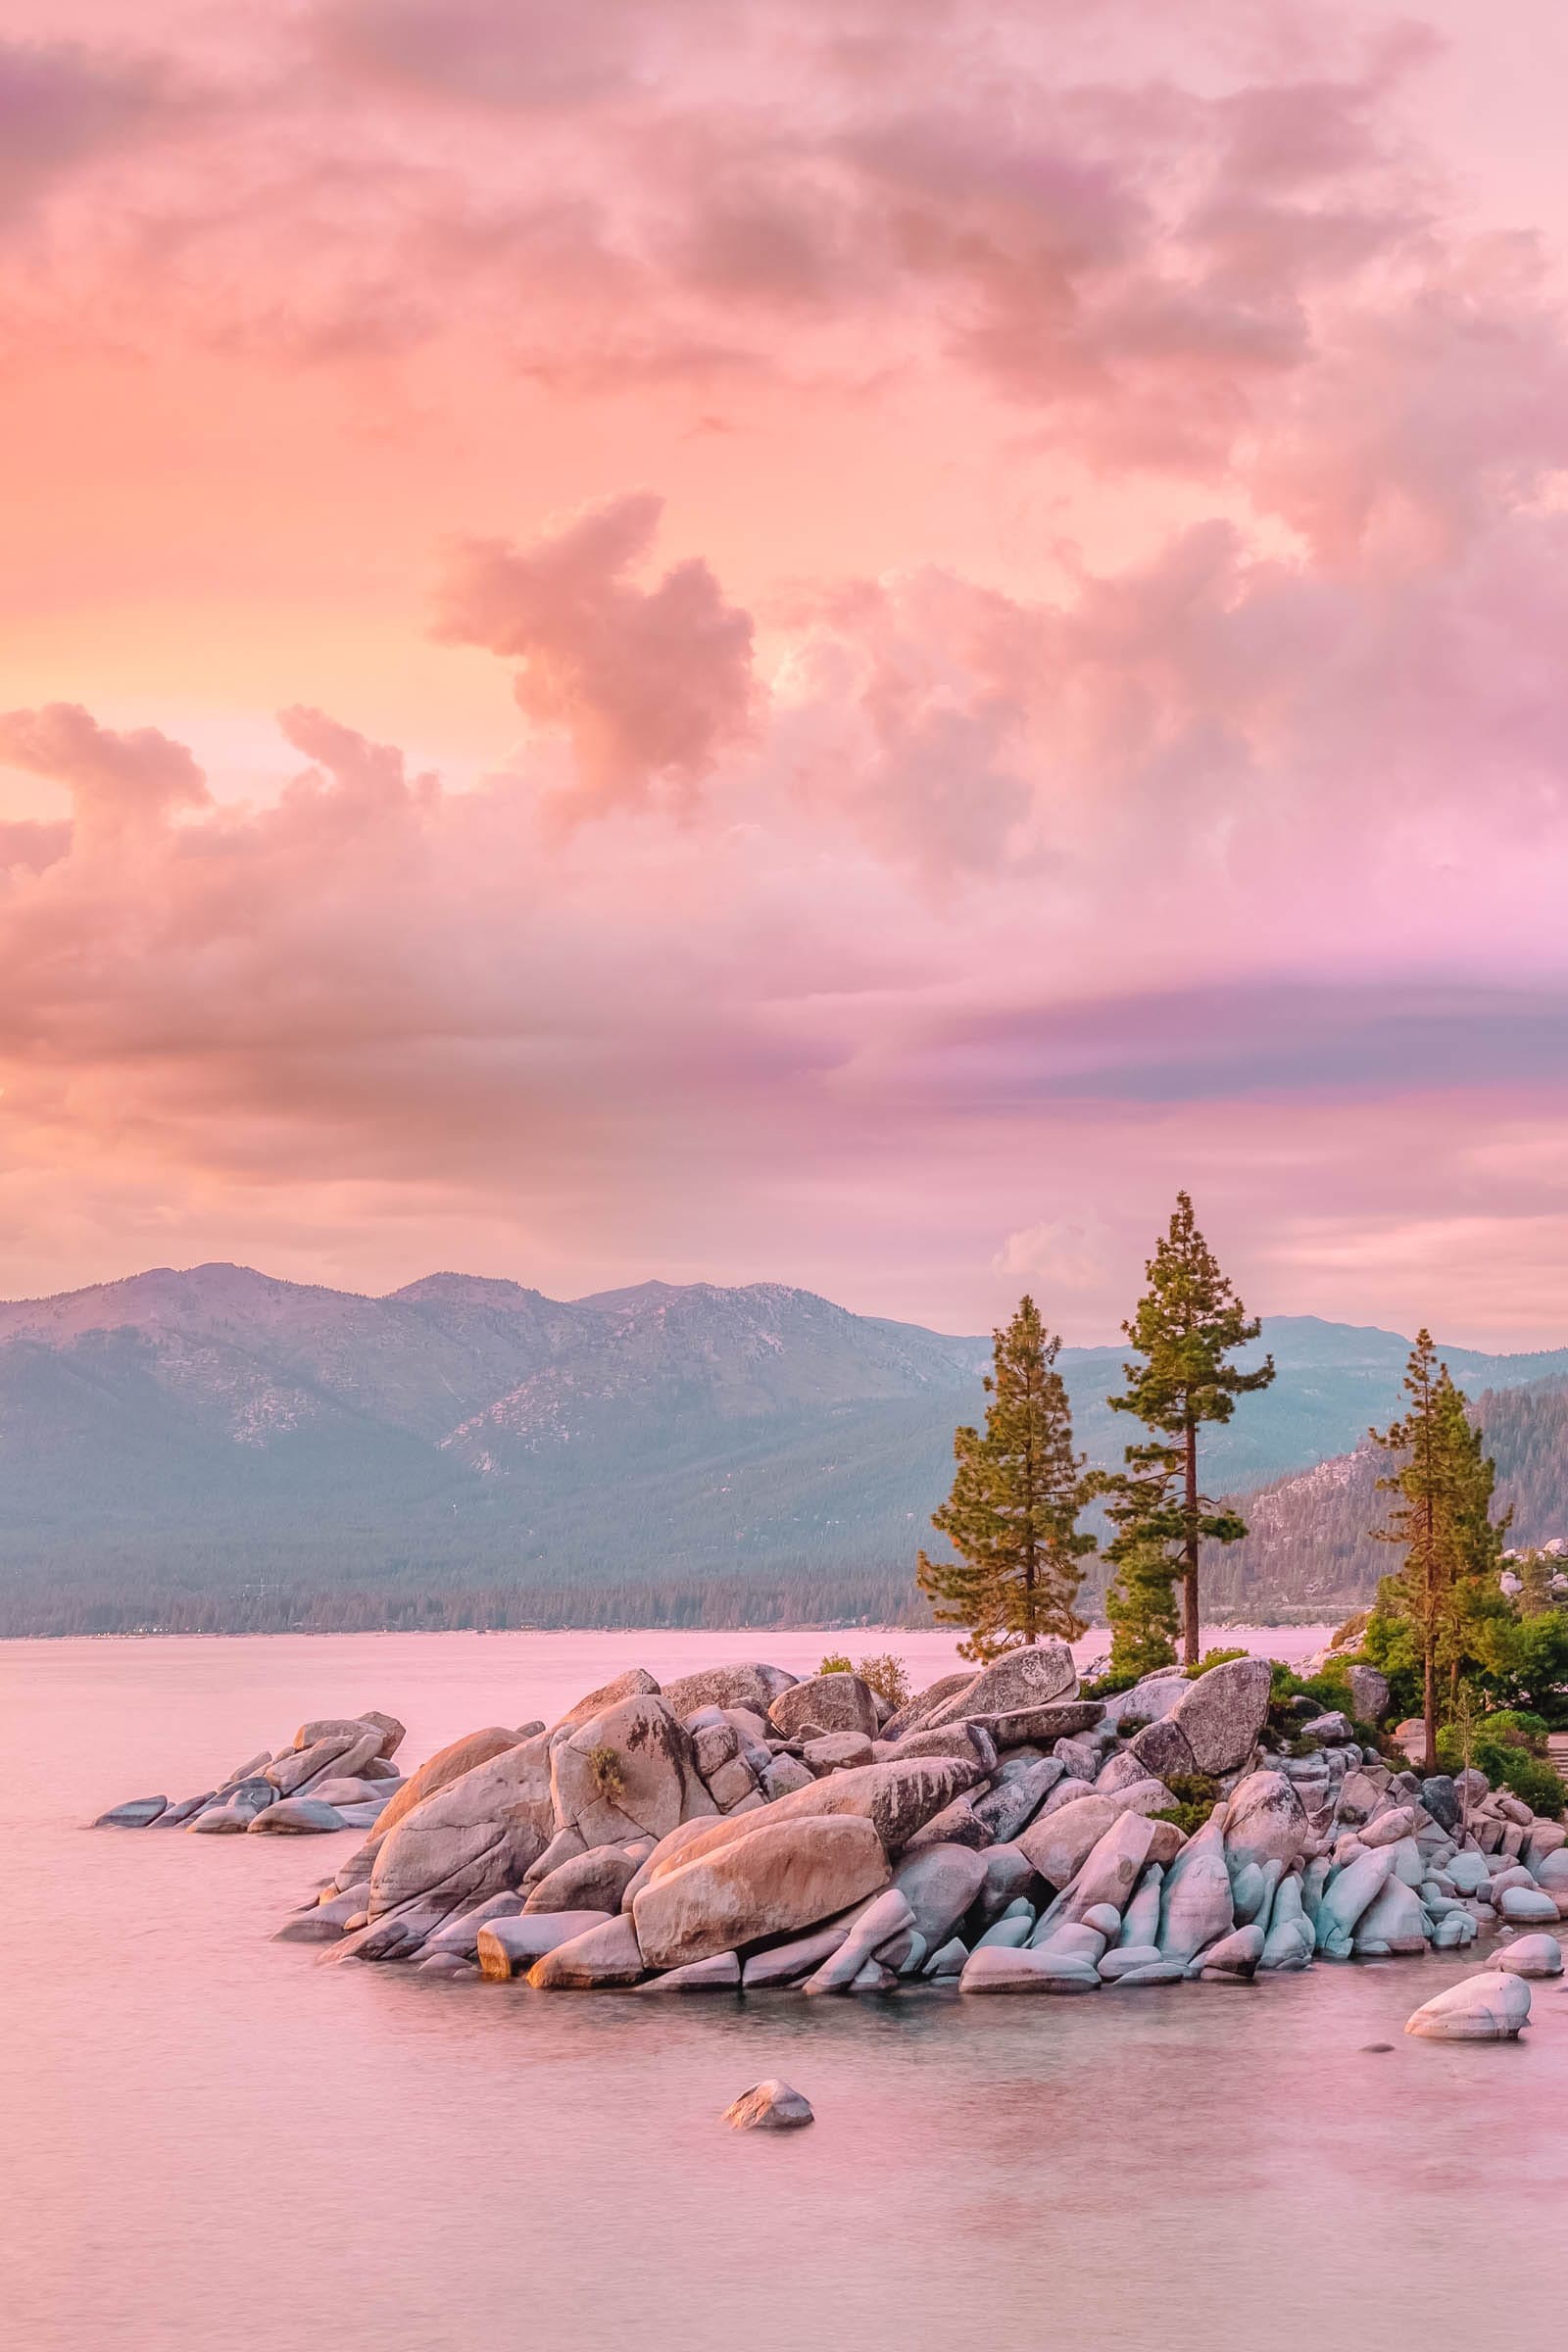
[1404,1970,1531,2041]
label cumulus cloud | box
[0,704,210,834]
[433,494,756,815]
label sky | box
[2,0,1568,1345]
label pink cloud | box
[433,494,756,815]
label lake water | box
[6,1627,1566,2352]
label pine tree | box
[1373,1342,1511,1767]
[917,1296,1095,1662]
[1099,1438,1184,1678]
[1109,1192,1275,1668]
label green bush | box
[1152,1800,1217,1838]
[1186,1646,1249,1680]
[1116,1713,1152,1738]
[586,1744,625,1802]
[817,1651,854,1677]
[856,1652,911,1710]
[1436,1714,1564,1817]
[1080,1669,1139,1700]
[1164,1771,1221,1809]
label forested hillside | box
[1203,1377,1568,1615]
[1,1261,1565,1634]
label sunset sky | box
[3,0,1568,1344]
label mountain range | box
[2,1260,1565,1635]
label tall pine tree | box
[1099,1438,1184,1679]
[1372,1336,1509,1769]
[1108,1192,1274,1669]
[917,1297,1095,1662]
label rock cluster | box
[259,1648,1562,1994]
[93,1711,408,1837]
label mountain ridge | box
[2,1259,1566,1635]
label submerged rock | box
[1404,1971,1532,2041]
[722,2080,813,2131]
[95,1795,168,1828]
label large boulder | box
[523,1841,651,1915]
[1258,1876,1314,1971]
[973,1758,1063,1842]
[880,1672,977,1743]
[1128,1717,1198,1786]
[527,1913,647,1988]
[1066,1811,1160,1922]
[978,1701,1103,1745]
[268,1729,383,1797]
[1404,1970,1531,2041]
[367,1728,522,1850]
[1496,1934,1562,1979]
[248,1796,345,1834]
[1224,1772,1309,1874]
[476,1910,613,1980]
[1500,1886,1560,1926]
[803,1889,915,1994]
[768,1674,880,1741]
[368,1733,555,1917]
[660,1663,797,1719]
[1018,1795,1124,1889]
[550,1693,715,1847]
[1314,1846,1396,1953]
[960,1945,1100,1993]
[1347,1665,1391,1725]
[1199,1923,1265,1982]
[1167,1657,1272,1774]
[632,1814,890,1972]
[637,1754,985,1894]
[1352,1876,1428,1955]
[893,1843,990,1948]
[739,1900,878,1987]
[1157,1814,1234,1962]
[921,1642,1078,1729]
[94,1796,167,1828]
[877,1723,997,1770]
[550,1669,662,1736]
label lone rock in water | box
[722,2079,814,2131]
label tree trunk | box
[1183,1416,1200,1669]
[1423,1642,1438,1777]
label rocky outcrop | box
[92,1708,407,1842]
[226,1652,1565,2011]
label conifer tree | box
[917,1296,1095,1662]
[1372,1337,1510,1766]
[1099,1439,1184,1679]
[1108,1192,1275,1668]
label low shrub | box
[856,1653,911,1710]
[1080,1669,1140,1701]
[817,1651,854,1677]
[1186,1646,1249,1680]
[585,1744,625,1802]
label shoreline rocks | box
[92,1710,408,1840]
[101,1654,1568,2020]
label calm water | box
[5,1628,1565,2352]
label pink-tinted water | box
[4,1628,1565,2352]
